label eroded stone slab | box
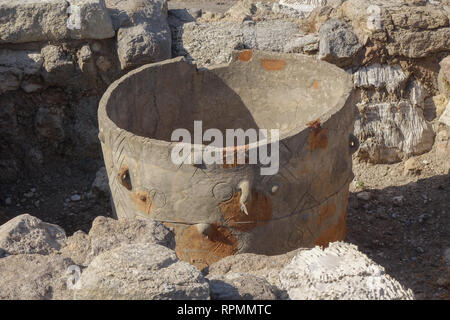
[73,243,209,299]
[354,101,435,163]
[0,0,114,44]
[279,242,414,300]
[0,214,66,255]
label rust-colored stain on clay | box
[307,119,321,130]
[312,81,320,90]
[219,190,272,232]
[314,210,347,248]
[319,203,336,225]
[130,190,154,215]
[222,145,249,168]
[169,223,238,270]
[238,50,253,62]
[261,59,286,71]
[308,126,328,151]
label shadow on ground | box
[346,173,450,300]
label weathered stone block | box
[0,0,114,44]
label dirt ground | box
[0,161,112,235]
[0,0,448,300]
[347,146,450,300]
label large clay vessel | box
[98,50,357,269]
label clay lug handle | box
[238,180,250,215]
[118,164,132,190]
[98,131,105,143]
[195,223,211,238]
[349,134,359,155]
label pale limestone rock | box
[339,0,450,58]
[207,249,304,286]
[279,0,327,14]
[318,19,363,67]
[174,20,300,67]
[67,0,115,40]
[440,101,450,127]
[0,214,66,255]
[0,0,68,43]
[403,157,422,176]
[41,45,74,84]
[284,34,320,53]
[208,273,280,300]
[0,254,75,300]
[279,242,414,300]
[77,44,95,74]
[352,64,408,93]
[433,94,449,119]
[355,101,435,163]
[386,28,450,59]
[225,0,255,21]
[108,0,171,70]
[0,0,114,44]
[73,243,210,300]
[60,216,175,265]
[439,56,450,98]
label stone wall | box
[171,0,450,164]
[0,0,171,183]
[1,0,449,184]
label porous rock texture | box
[73,243,210,300]
[440,101,450,127]
[107,0,172,70]
[173,20,301,66]
[280,0,328,14]
[318,18,363,67]
[352,64,408,93]
[0,214,204,300]
[0,254,75,300]
[207,273,280,300]
[283,34,319,54]
[207,249,304,286]
[354,100,435,163]
[439,55,450,98]
[206,241,415,300]
[351,61,437,163]
[0,215,73,300]
[436,54,450,173]
[60,215,175,265]
[278,242,415,300]
[338,0,450,59]
[0,0,115,43]
[0,214,66,255]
